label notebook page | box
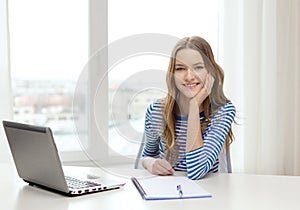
[135,176,211,199]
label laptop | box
[2,120,125,196]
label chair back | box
[134,133,145,169]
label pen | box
[177,184,183,198]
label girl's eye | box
[175,67,185,71]
[194,66,204,71]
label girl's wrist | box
[189,98,200,111]
[142,156,156,171]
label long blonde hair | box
[162,36,234,162]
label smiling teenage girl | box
[142,36,236,180]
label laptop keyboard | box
[65,176,101,189]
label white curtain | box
[224,0,300,175]
[0,0,13,161]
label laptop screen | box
[3,121,69,193]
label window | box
[7,0,223,166]
[9,0,88,159]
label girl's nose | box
[184,68,195,81]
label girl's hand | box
[191,73,215,107]
[142,157,175,175]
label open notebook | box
[131,176,211,200]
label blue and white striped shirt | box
[142,99,236,180]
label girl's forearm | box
[186,101,203,151]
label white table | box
[1,163,300,210]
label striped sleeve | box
[186,102,236,180]
[141,101,163,158]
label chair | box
[226,149,232,173]
[219,147,232,173]
[134,133,146,169]
[134,133,232,173]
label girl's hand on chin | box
[191,73,214,107]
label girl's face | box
[173,48,208,99]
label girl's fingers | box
[152,163,167,175]
[159,159,175,174]
[152,159,174,175]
